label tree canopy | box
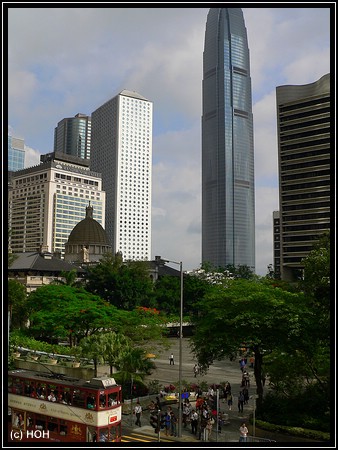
[8,279,28,330]
[25,284,166,347]
[85,253,155,310]
[189,278,310,408]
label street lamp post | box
[250,394,258,438]
[161,258,183,438]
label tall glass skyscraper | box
[202,8,255,271]
[54,113,91,160]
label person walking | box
[134,401,142,427]
[239,422,248,442]
[238,391,245,413]
[206,416,214,441]
[169,353,174,365]
[164,410,171,436]
[227,392,233,410]
[170,411,177,437]
[190,409,198,436]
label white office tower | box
[91,90,152,262]
[8,152,105,257]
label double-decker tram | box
[8,369,122,442]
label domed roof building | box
[64,204,112,264]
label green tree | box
[8,279,28,330]
[78,333,106,377]
[153,275,181,314]
[301,232,330,313]
[190,278,308,410]
[86,253,154,310]
[51,269,84,287]
[26,285,122,345]
[115,345,155,399]
[100,332,130,376]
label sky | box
[6,5,332,275]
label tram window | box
[12,411,25,429]
[24,380,32,396]
[73,389,86,407]
[35,414,46,429]
[36,383,46,399]
[60,420,68,436]
[27,415,33,429]
[99,428,109,442]
[108,393,118,406]
[12,378,23,394]
[48,417,58,432]
[99,393,106,408]
[61,388,72,405]
[88,427,97,442]
[47,383,58,397]
[86,395,96,409]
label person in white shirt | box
[239,422,248,442]
[134,401,142,427]
[48,391,56,402]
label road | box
[99,337,322,443]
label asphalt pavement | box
[98,337,276,444]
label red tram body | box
[8,369,122,443]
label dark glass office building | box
[202,8,255,271]
[54,113,91,160]
[276,73,330,281]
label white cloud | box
[252,90,278,186]
[24,146,41,168]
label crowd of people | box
[138,353,255,442]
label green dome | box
[67,205,110,246]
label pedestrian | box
[249,355,255,368]
[243,370,250,387]
[224,381,231,401]
[155,396,162,410]
[227,392,233,410]
[194,363,199,378]
[134,401,142,427]
[190,409,198,435]
[239,422,248,442]
[170,411,177,437]
[206,416,214,441]
[239,357,246,372]
[169,353,174,365]
[148,400,156,413]
[183,399,192,428]
[217,411,223,434]
[164,410,171,436]
[238,391,244,413]
[199,414,208,441]
[242,386,249,404]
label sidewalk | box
[122,395,255,443]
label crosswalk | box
[122,431,173,443]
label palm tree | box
[78,334,105,377]
[115,346,155,423]
[101,332,130,376]
[52,269,83,287]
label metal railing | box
[246,435,277,442]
